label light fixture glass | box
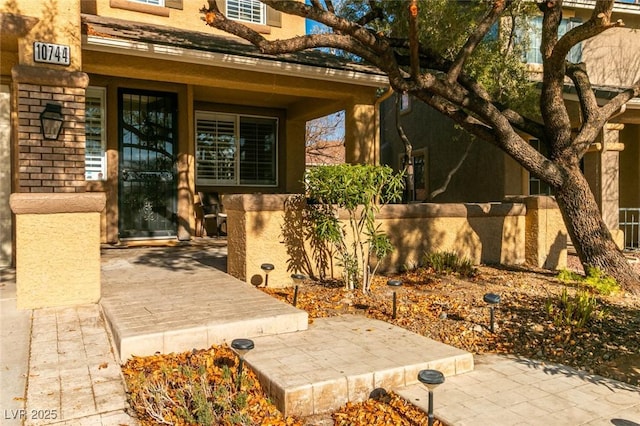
[40,103,64,140]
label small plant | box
[304,164,404,293]
[423,251,477,277]
[123,346,299,425]
[557,266,620,295]
[545,288,600,329]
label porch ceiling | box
[192,84,304,109]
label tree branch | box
[552,0,623,65]
[408,0,420,80]
[447,0,511,83]
[356,1,384,26]
[565,62,599,124]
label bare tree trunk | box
[555,164,640,294]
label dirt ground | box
[262,253,640,388]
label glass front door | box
[118,89,177,239]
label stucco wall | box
[10,193,105,309]
[225,194,567,288]
[86,0,306,41]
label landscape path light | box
[387,279,402,319]
[231,338,254,391]
[260,263,274,287]
[418,369,445,426]
[483,292,501,333]
[290,273,306,307]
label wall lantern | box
[40,103,64,140]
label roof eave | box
[82,34,389,88]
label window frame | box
[195,110,279,187]
[528,139,553,196]
[226,0,266,25]
[521,16,582,65]
[85,87,107,181]
[128,0,164,6]
[397,148,428,202]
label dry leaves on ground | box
[122,345,439,426]
[122,345,302,426]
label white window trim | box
[85,87,107,181]
[195,110,278,187]
[129,0,164,6]
[226,0,266,25]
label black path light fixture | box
[387,279,402,319]
[230,338,254,392]
[483,292,501,333]
[418,369,445,426]
[290,273,306,307]
[40,103,64,140]
[260,263,274,287]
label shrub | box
[305,164,404,293]
[545,288,601,329]
[557,266,620,295]
[423,251,477,277]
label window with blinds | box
[196,111,277,186]
[226,0,265,24]
[85,87,107,181]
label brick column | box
[12,64,89,193]
[10,65,102,309]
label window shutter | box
[165,0,182,9]
[266,6,281,27]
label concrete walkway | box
[398,354,640,425]
[0,269,135,425]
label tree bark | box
[555,164,640,294]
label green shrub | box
[557,266,620,295]
[545,288,601,329]
[304,164,404,293]
[423,251,477,277]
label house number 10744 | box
[33,42,70,66]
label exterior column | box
[345,103,378,165]
[583,123,625,248]
[10,193,105,309]
[285,118,306,193]
[6,0,102,308]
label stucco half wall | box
[10,193,105,309]
[224,194,567,288]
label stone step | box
[100,273,308,361]
[244,315,474,417]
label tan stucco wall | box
[225,194,565,288]
[2,0,82,71]
[88,0,306,41]
[376,203,527,271]
[509,196,568,270]
[583,28,640,88]
[10,193,105,309]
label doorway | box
[118,89,178,239]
